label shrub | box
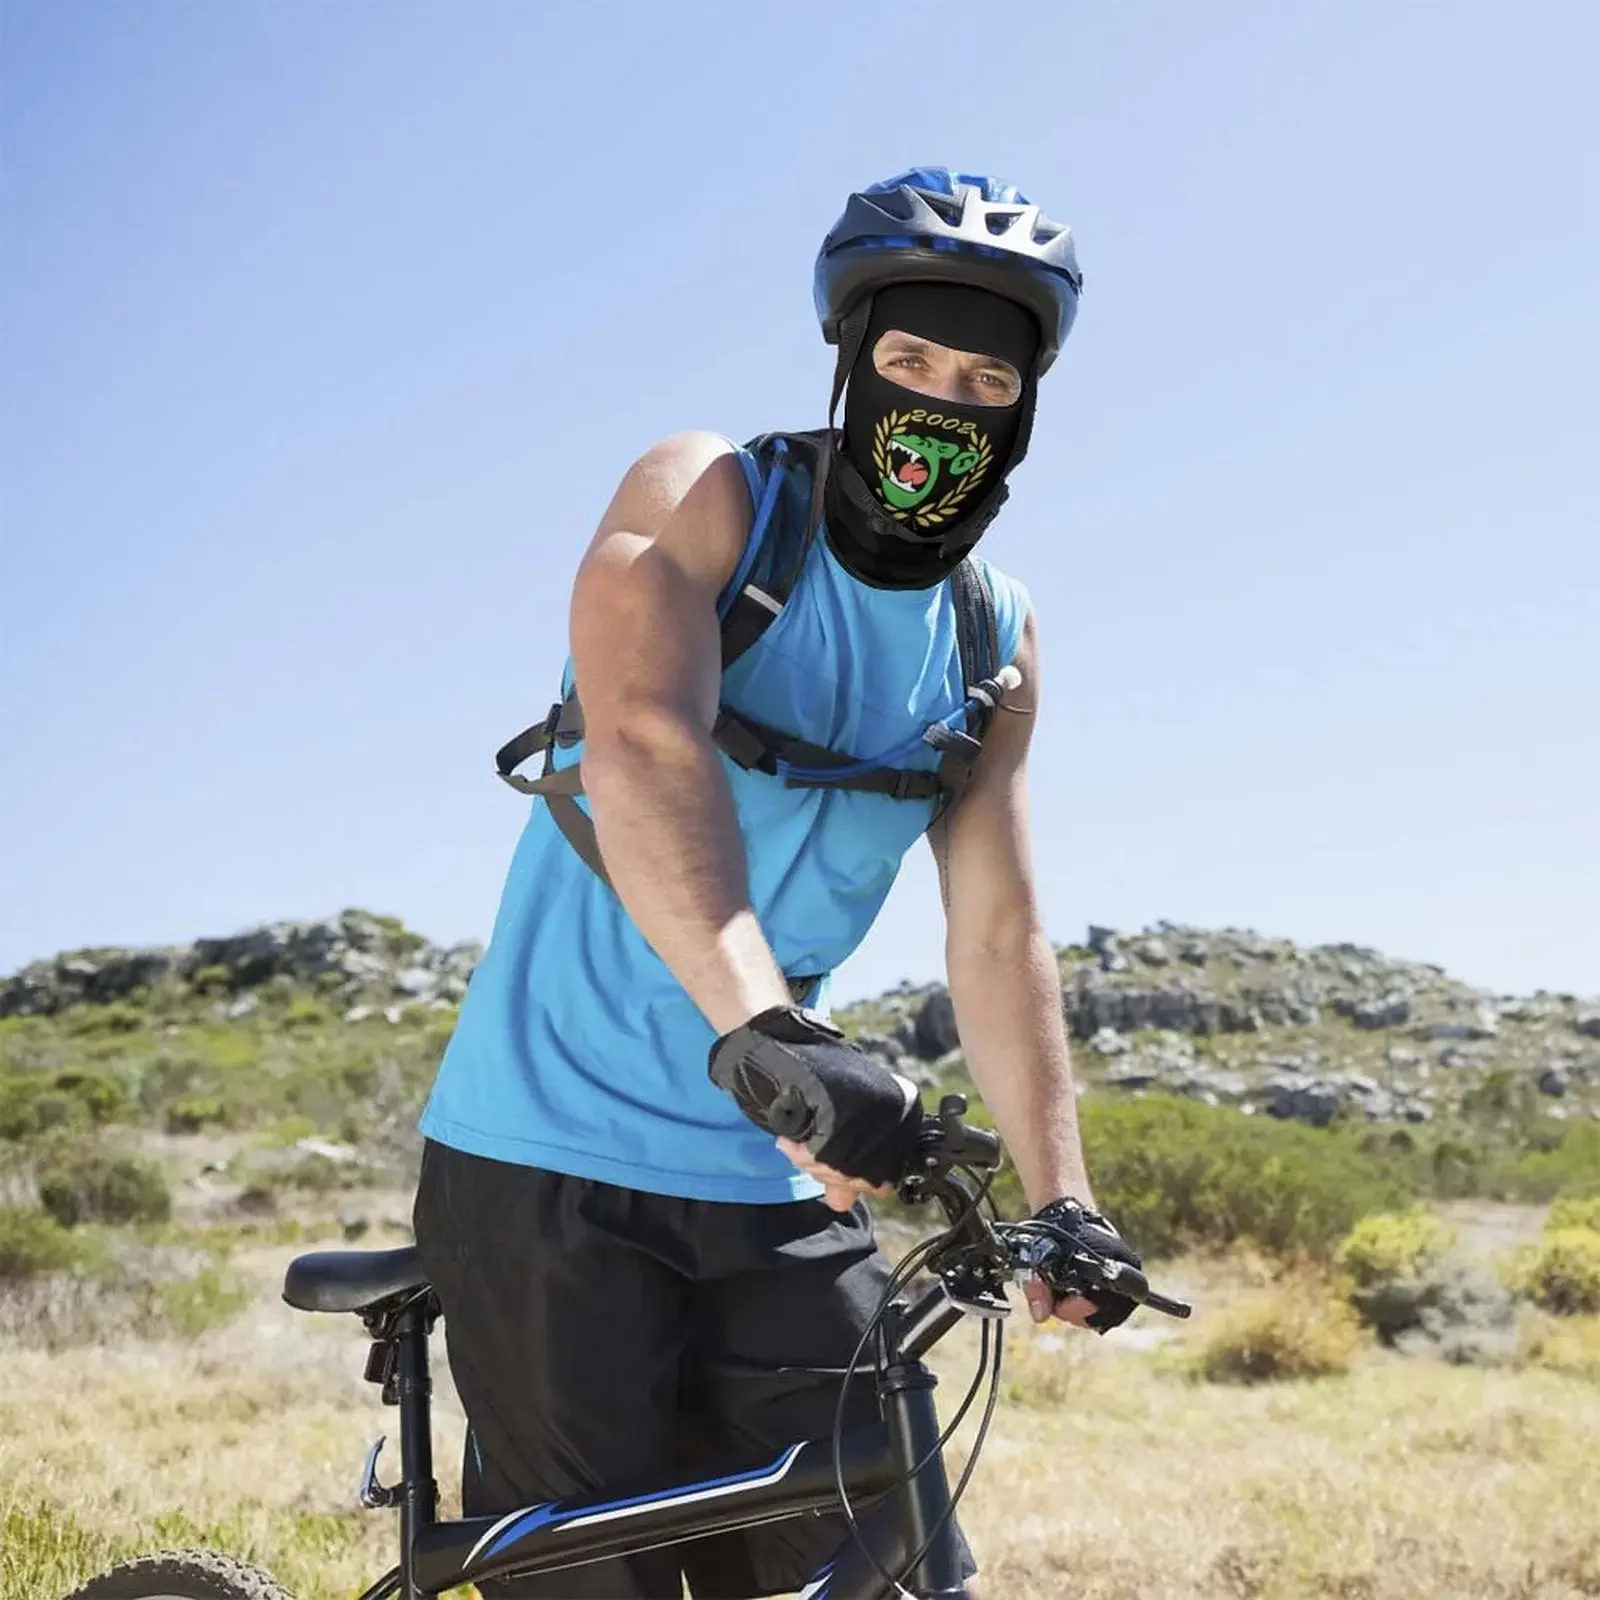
[1511,1229,1600,1316]
[0,1205,83,1279]
[1498,1121,1600,1202]
[1335,1206,1463,1343]
[155,1263,251,1337]
[63,1002,144,1036]
[283,998,333,1028]
[1520,1311,1600,1380]
[54,1071,125,1123]
[166,1093,226,1133]
[190,963,232,993]
[37,1147,172,1227]
[1549,1195,1600,1233]
[1186,1282,1363,1383]
[1072,1096,1413,1260]
[1337,1207,1457,1288]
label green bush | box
[1511,1229,1600,1316]
[63,1002,144,1036]
[1335,1206,1460,1342]
[1496,1121,1600,1202]
[0,1205,83,1279]
[1337,1207,1456,1288]
[166,1093,226,1133]
[1071,1096,1413,1260]
[190,963,232,993]
[155,1263,251,1337]
[283,998,333,1029]
[37,1147,172,1227]
[1549,1195,1600,1233]
[1520,1311,1600,1380]
[1185,1281,1363,1384]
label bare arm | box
[570,432,791,1035]
[929,609,1094,1212]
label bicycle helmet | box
[814,168,1082,374]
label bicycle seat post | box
[392,1297,438,1600]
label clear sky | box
[3,1,1596,1003]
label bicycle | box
[64,1096,1191,1600]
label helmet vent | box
[984,209,1023,237]
[916,189,964,225]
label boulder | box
[1352,994,1411,1030]
[1538,1067,1570,1098]
[912,991,960,1059]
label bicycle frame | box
[356,1284,978,1600]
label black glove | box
[1033,1197,1144,1334]
[708,1006,923,1187]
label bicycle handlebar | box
[895,1094,1193,1323]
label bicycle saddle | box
[282,1246,431,1314]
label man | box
[413,168,1142,1599]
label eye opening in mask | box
[870,330,1023,408]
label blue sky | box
[3,1,1596,1002]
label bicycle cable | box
[829,1162,1001,1597]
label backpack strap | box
[925,558,1002,817]
[491,439,1015,888]
[719,431,827,670]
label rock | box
[1136,938,1171,966]
[383,1005,405,1025]
[1576,1011,1600,1040]
[1087,1027,1128,1056]
[1218,1001,1263,1034]
[234,1184,278,1216]
[339,1205,371,1241]
[225,994,259,1021]
[1086,926,1128,973]
[344,1005,375,1024]
[1352,994,1410,1030]
[393,966,438,998]
[297,1136,361,1163]
[1387,1046,1421,1067]
[1538,1067,1570,1098]
[1261,1074,1341,1128]
[1106,1065,1160,1091]
[911,991,960,1059]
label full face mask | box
[824,282,1041,589]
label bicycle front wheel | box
[62,1549,292,1600]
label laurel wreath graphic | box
[871,409,992,527]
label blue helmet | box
[814,168,1082,374]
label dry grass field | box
[4,1232,1600,1600]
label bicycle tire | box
[61,1549,292,1600]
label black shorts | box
[412,1140,974,1598]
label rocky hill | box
[2,912,1597,1137]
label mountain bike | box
[64,1096,1190,1600]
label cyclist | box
[412,168,1144,1599]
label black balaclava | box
[823,282,1041,589]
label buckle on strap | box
[495,702,564,793]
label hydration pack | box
[493,432,1015,891]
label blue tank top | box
[419,440,1029,1202]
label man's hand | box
[775,1136,891,1214]
[707,1007,924,1200]
[1027,1198,1144,1334]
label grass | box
[1183,1280,1365,1383]
[5,1243,1600,1600]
